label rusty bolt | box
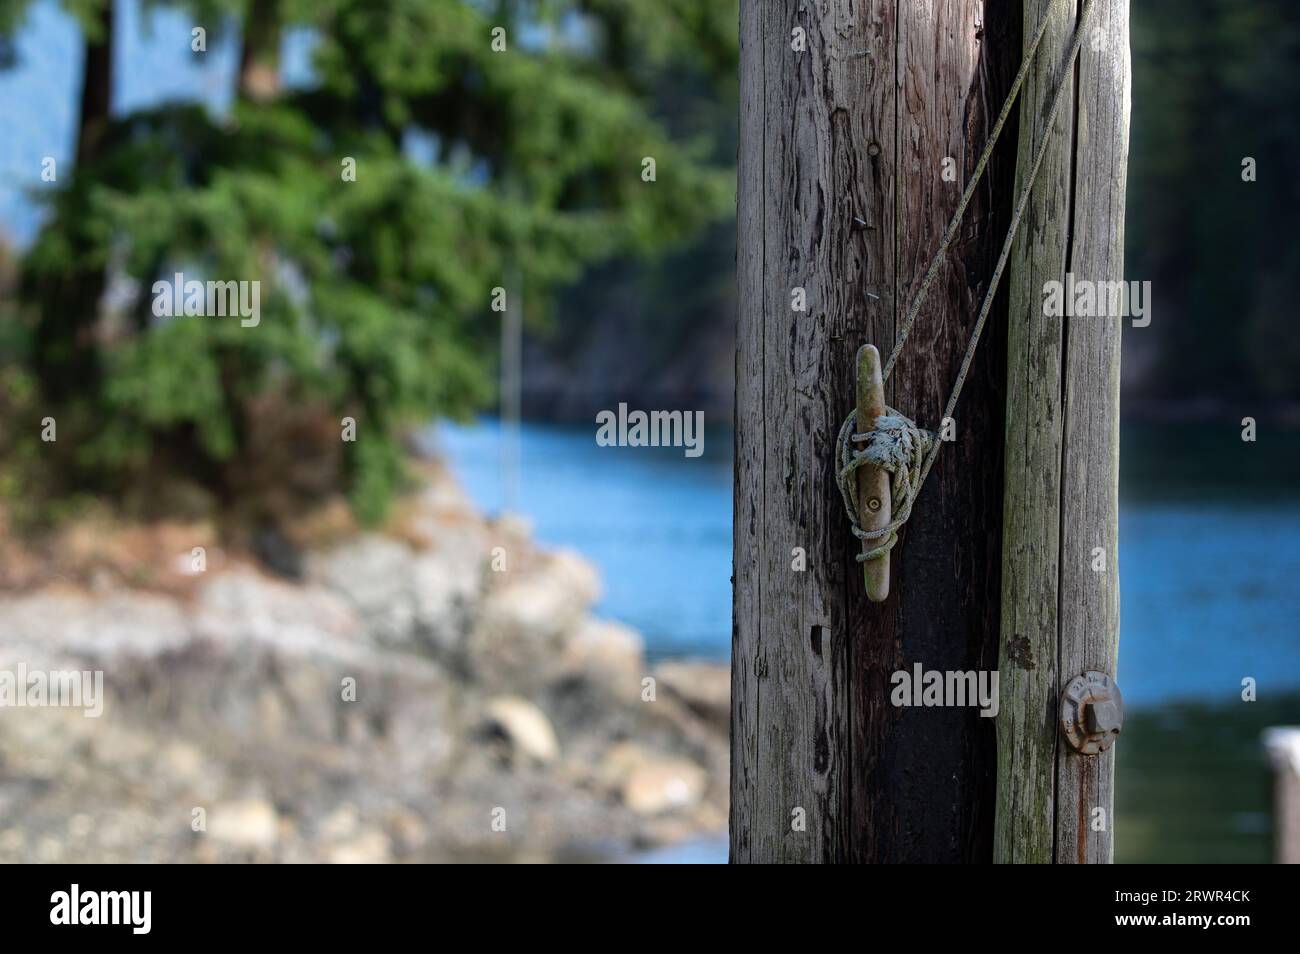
[1060,671,1124,756]
[1086,698,1121,735]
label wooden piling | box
[1265,728,1300,864]
[732,0,1020,862]
[993,0,1130,864]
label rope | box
[839,0,1097,563]
[837,410,933,561]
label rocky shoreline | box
[0,465,729,862]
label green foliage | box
[2,0,734,526]
[0,1,31,67]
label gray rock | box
[303,535,421,650]
[326,829,392,864]
[600,744,709,815]
[653,660,731,730]
[0,467,728,862]
[483,696,560,764]
[208,799,279,849]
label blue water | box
[431,420,733,661]
[1120,505,1300,705]
[434,418,1300,707]
[630,833,728,864]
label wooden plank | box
[993,0,1077,865]
[754,0,833,862]
[1056,0,1129,865]
[838,0,902,863]
[732,0,1016,863]
[1265,729,1300,863]
[994,0,1129,864]
[863,0,1012,864]
[729,0,765,863]
[731,0,858,863]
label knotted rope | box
[837,411,933,561]
[838,0,1096,562]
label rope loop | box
[836,409,933,562]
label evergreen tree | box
[1,0,734,526]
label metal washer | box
[1060,670,1124,755]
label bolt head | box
[866,497,882,513]
[1086,698,1121,735]
[1061,671,1125,755]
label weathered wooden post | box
[993,0,1129,864]
[732,0,1019,862]
[732,0,1129,863]
[1263,728,1300,864]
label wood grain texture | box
[993,0,1076,866]
[732,0,1017,863]
[994,0,1130,864]
[730,0,766,862]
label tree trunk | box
[31,0,115,403]
[731,0,1019,863]
[75,0,114,166]
[239,0,283,102]
[994,0,1129,864]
